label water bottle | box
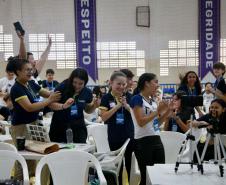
[38,112,44,126]
[153,118,160,133]
[66,128,73,144]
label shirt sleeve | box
[99,94,110,111]
[85,88,93,104]
[130,95,143,108]
[42,80,47,88]
[197,114,210,122]
[54,82,65,93]
[11,85,27,102]
[217,79,226,94]
[29,80,42,94]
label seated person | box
[203,82,214,113]
[193,99,226,161]
[42,69,59,91]
[84,86,102,123]
[164,91,193,133]
[42,69,59,115]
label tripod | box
[175,121,203,174]
[200,131,226,177]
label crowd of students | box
[0,30,226,185]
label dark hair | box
[213,62,225,75]
[27,52,33,59]
[7,58,29,76]
[205,82,212,87]
[46,69,55,75]
[135,73,157,94]
[180,71,202,95]
[110,71,126,81]
[64,68,89,97]
[173,90,186,100]
[120,69,134,78]
[211,99,226,108]
[6,56,19,73]
[93,86,103,98]
[3,94,11,102]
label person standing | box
[49,68,99,143]
[130,73,168,185]
[99,71,134,185]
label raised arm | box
[17,31,26,59]
[35,35,52,74]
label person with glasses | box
[9,58,61,180]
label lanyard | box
[46,81,53,89]
[27,84,38,100]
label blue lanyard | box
[46,81,53,89]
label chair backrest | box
[0,150,29,185]
[87,124,110,153]
[220,134,226,147]
[35,151,107,185]
[100,138,130,176]
[160,131,186,163]
[129,152,140,185]
[0,142,17,152]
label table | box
[0,134,12,142]
[19,143,95,160]
[146,164,226,185]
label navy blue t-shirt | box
[42,80,59,91]
[10,80,42,125]
[50,81,93,127]
[178,85,200,96]
[214,77,226,94]
[167,109,192,133]
[197,114,226,134]
[99,92,134,144]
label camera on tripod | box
[181,95,203,107]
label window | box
[97,41,145,76]
[29,33,77,69]
[0,25,14,61]
[220,39,226,65]
[160,40,199,76]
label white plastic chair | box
[87,124,130,185]
[129,152,140,185]
[0,150,29,185]
[85,118,103,126]
[87,124,110,153]
[99,139,130,185]
[220,134,226,147]
[0,142,17,152]
[160,131,186,163]
[35,150,107,185]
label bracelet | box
[62,104,64,110]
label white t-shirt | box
[130,94,157,139]
[0,76,15,106]
[0,76,15,93]
[203,92,214,113]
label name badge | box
[116,113,124,125]
[71,104,78,116]
[109,102,116,108]
[34,98,41,103]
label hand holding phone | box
[13,21,25,36]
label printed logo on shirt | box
[109,101,116,108]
